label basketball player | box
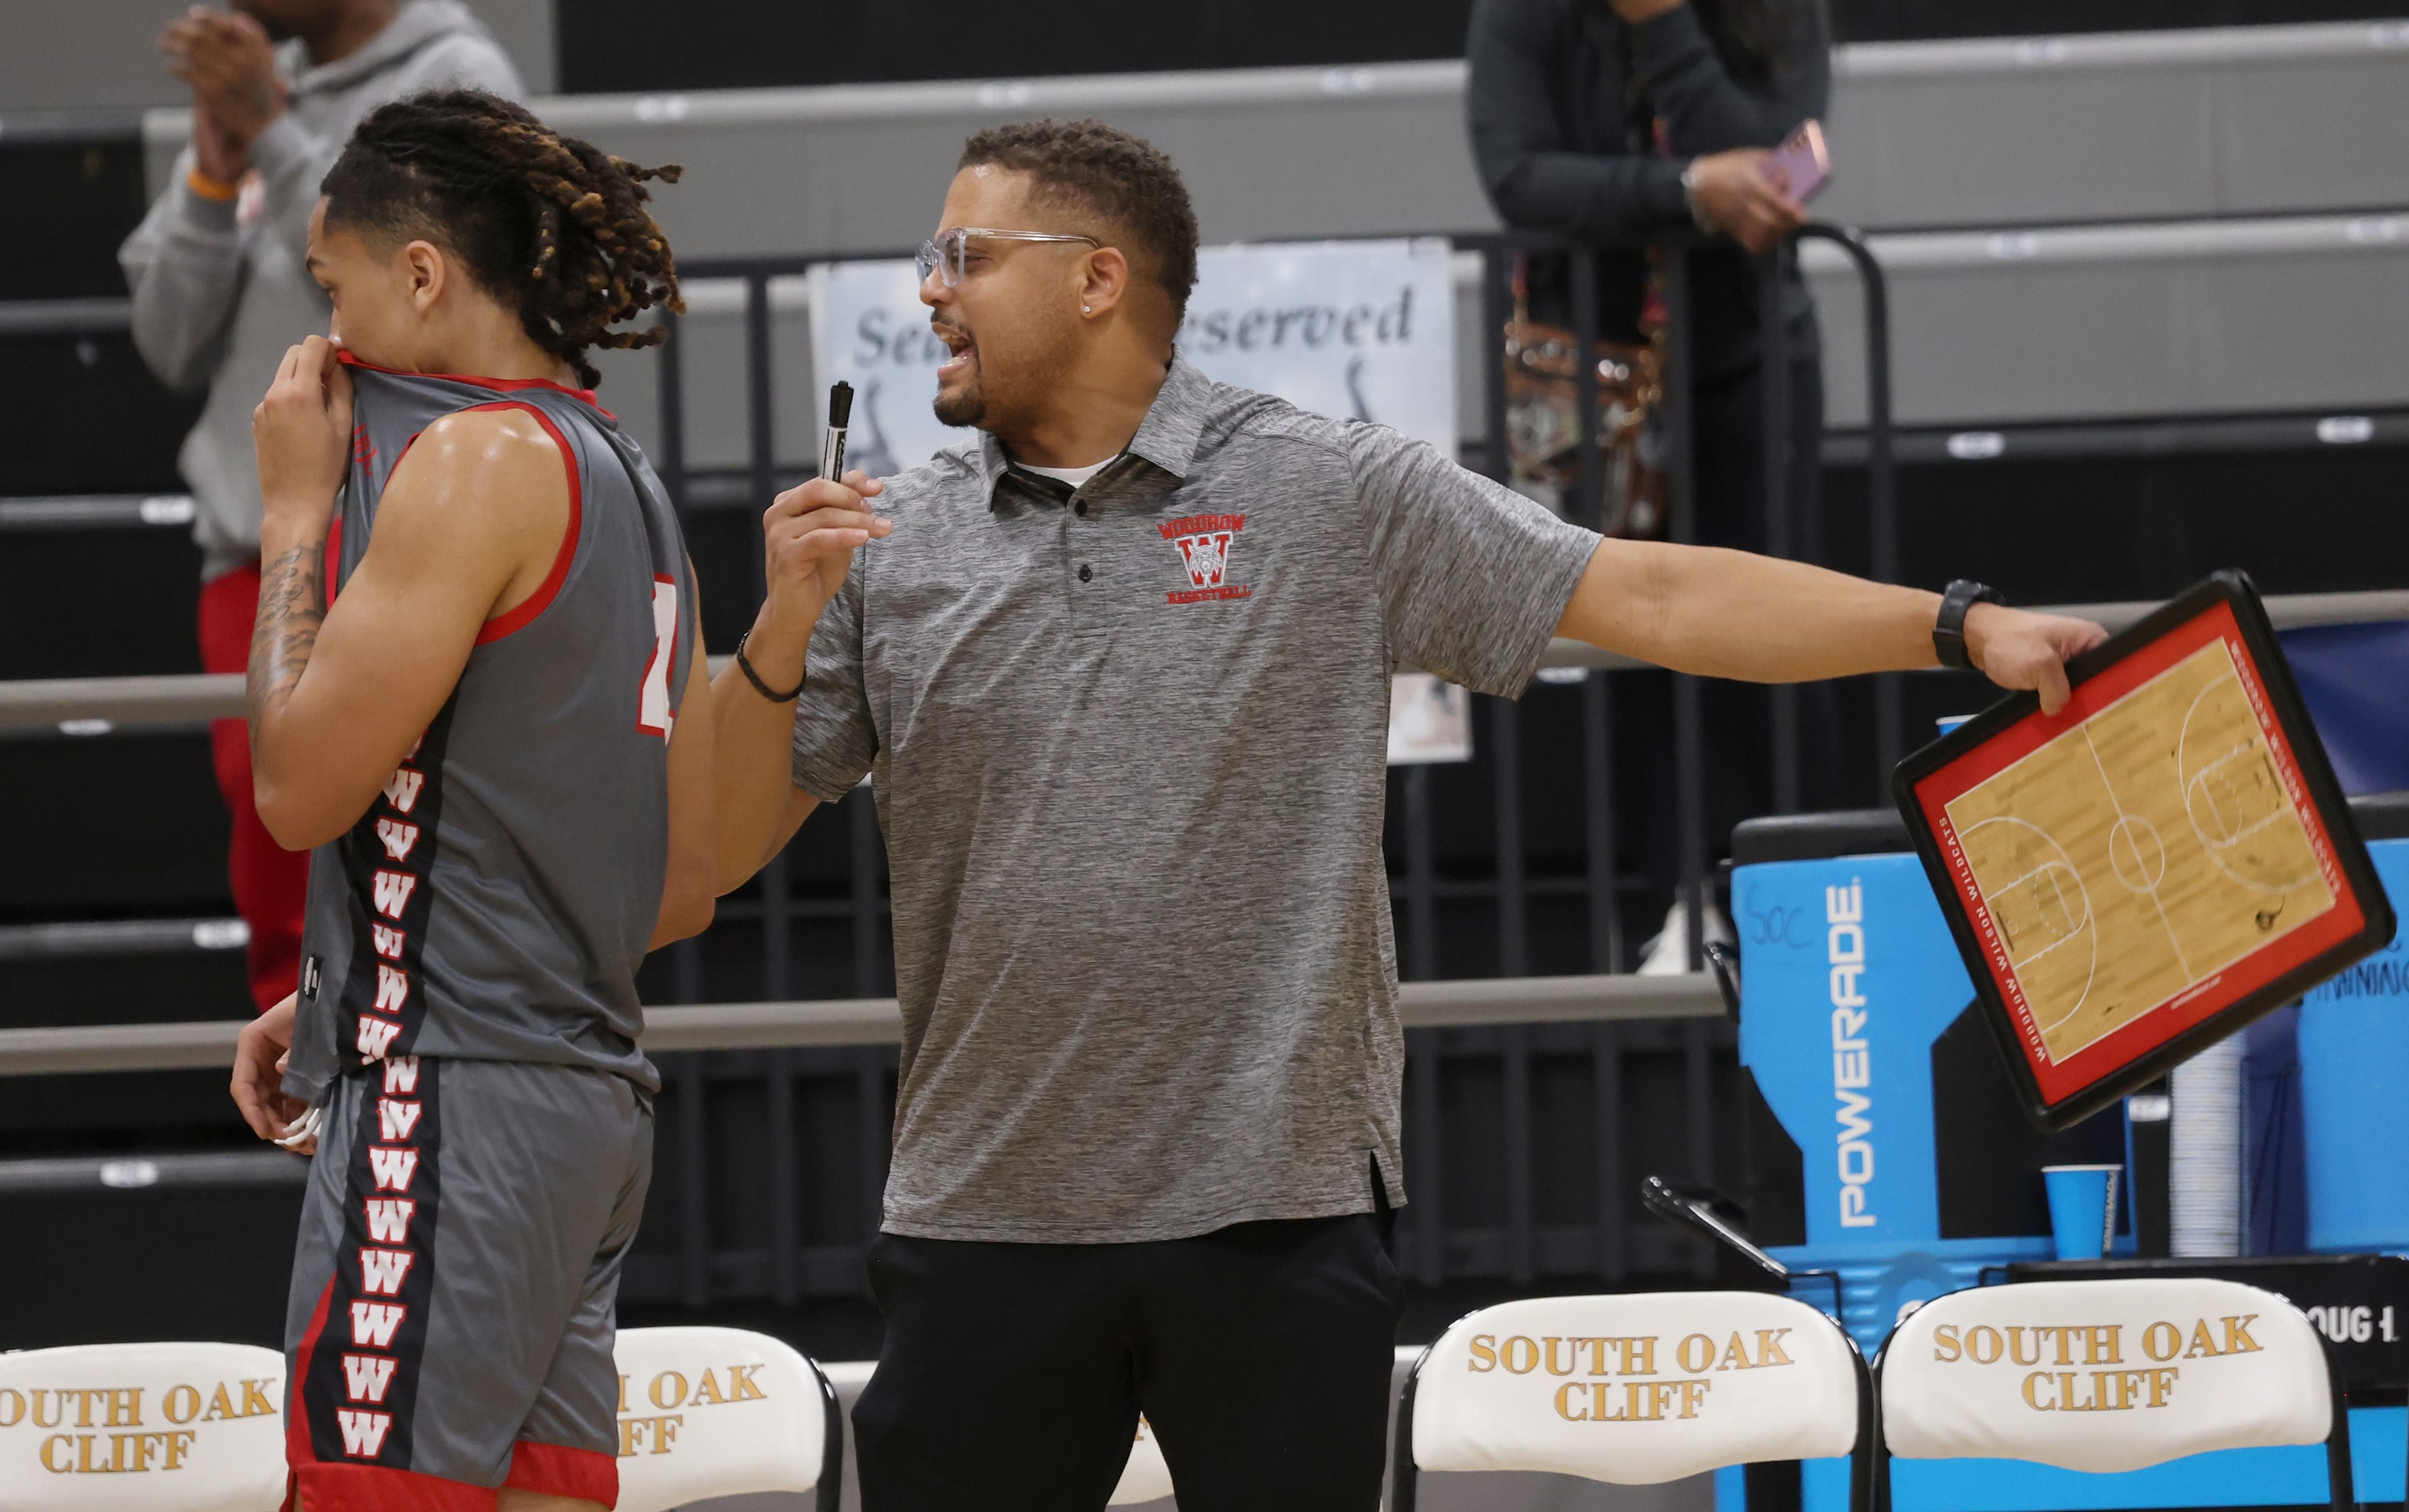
[226,92,706,1511]
[709,120,2108,1511]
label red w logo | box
[1174,531,1235,589]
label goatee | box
[933,387,984,428]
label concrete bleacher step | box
[138,23,2409,455]
[1805,210,2409,428]
[1818,21,2409,229]
[142,22,2409,257]
[50,19,2409,466]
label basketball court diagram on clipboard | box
[1898,572,2393,1129]
[1942,636,2336,1066]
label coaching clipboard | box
[1895,570,2395,1131]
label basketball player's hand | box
[1688,149,1807,255]
[254,336,353,530]
[162,6,286,150]
[1965,604,2109,717]
[233,993,313,1153]
[759,469,892,632]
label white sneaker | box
[1636,897,1734,976]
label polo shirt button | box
[1074,500,1089,516]
[1077,564,1093,583]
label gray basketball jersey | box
[283,357,696,1101]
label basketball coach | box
[705,118,2105,1510]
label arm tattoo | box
[247,537,327,748]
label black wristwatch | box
[1933,580,2003,671]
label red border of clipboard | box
[1908,600,2369,1106]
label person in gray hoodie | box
[118,0,520,1014]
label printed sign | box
[808,237,1457,476]
[2012,1255,2409,1393]
[1389,672,1473,766]
[1882,1279,2333,1474]
[1411,1295,1859,1483]
[616,1361,770,1458]
[0,1349,284,1500]
[610,1327,828,1507]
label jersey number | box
[638,576,678,737]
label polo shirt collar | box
[1125,353,1211,481]
[977,353,1213,503]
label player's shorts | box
[281,1055,653,1510]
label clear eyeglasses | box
[915,227,1102,287]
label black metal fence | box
[618,228,1900,1308]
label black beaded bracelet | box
[734,631,805,702]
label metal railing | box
[0,972,1721,1078]
[6,593,2405,734]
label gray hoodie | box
[118,0,522,582]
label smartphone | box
[1761,118,1831,204]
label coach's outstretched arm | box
[1556,538,2107,713]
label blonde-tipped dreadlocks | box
[322,89,684,388]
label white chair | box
[1393,1291,1870,1512]
[611,1325,842,1512]
[1106,1414,1175,1505]
[0,1341,286,1510]
[1877,1279,2352,1512]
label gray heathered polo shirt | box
[791,354,1601,1243]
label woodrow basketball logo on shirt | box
[1160,513,1250,604]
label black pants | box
[853,1212,1405,1510]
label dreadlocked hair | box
[321,89,684,388]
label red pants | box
[199,564,310,1013]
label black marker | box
[820,380,853,483]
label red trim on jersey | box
[336,349,615,420]
[463,401,585,646]
[287,1274,337,1472]
[506,1440,619,1506]
[293,1463,498,1511]
[324,512,343,607]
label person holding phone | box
[1467,0,1838,965]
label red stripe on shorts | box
[294,1462,498,1511]
[287,1274,337,1473]
[508,1440,621,1506]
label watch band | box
[734,631,804,703]
[1679,159,1714,233]
[1933,580,2003,671]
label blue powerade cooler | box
[1729,812,2127,1357]
[1725,799,2409,1512]
[2300,795,2409,1255]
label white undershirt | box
[1018,457,1114,490]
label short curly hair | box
[958,119,1200,324]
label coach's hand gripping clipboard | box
[1894,570,2396,1132]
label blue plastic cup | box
[2043,1163,2122,1261]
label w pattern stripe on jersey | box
[293,1056,444,1483]
[283,357,694,1101]
[340,713,453,1066]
